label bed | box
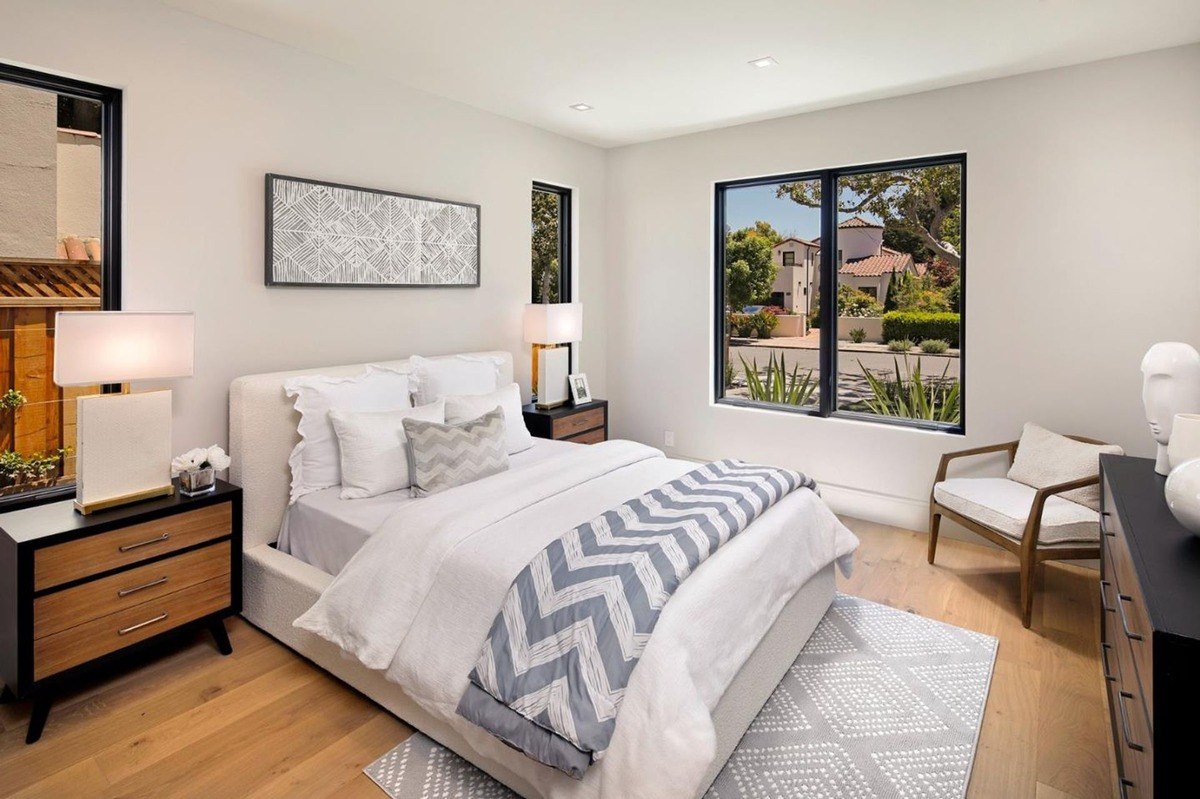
[229,351,856,799]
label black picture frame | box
[264,173,481,288]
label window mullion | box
[818,170,837,417]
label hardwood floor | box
[0,517,1115,799]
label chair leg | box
[927,509,942,565]
[1020,553,1036,629]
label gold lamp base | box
[75,483,175,515]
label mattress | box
[278,437,580,574]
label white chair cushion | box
[1006,423,1123,511]
[934,477,1100,546]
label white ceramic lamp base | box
[536,346,570,409]
[75,390,174,514]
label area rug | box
[364,593,998,799]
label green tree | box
[531,190,560,302]
[724,226,778,310]
[776,164,962,268]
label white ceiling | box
[161,0,1200,148]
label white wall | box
[605,45,1200,528]
[0,82,56,257]
[0,0,607,454]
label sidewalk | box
[732,329,960,357]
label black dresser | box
[1099,455,1200,799]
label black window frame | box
[0,62,123,510]
[781,250,795,266]
[713,153,966,435]
[531,182,572,304]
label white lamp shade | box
[523,303,583,345]
[54,311,195,386]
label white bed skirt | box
[241,543,835,799]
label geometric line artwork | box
[265,174,480,287]
[364,594,998,799]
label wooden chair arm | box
[934,440,1020,483]
[1021,474,1101,551]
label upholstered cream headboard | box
[229,351,514,549]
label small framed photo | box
[569,373,592,405]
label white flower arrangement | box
[172,445,232,476]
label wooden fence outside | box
[0,257,102,482]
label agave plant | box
[739,352,817,406]
[857,356,960,424]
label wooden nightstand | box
[523,399,608,444]
[0,479,242,743]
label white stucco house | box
[768,216,925,313]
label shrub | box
[919,339,949,354]
[881,311,960,347]
[750,310,779,339]
[887,338,914,353]
[728,312,751,337]
[760,305,788,316]
[838,284,883,318]
[848,327,866,344]
[808,311,820,330]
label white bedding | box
[295,440,858,799]
[279,437,579,574]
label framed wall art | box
[265,173,480,288]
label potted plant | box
[172,445,232,497]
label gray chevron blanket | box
[456,458,815,778]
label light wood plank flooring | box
[0,517,1115,798]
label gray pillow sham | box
[402,406,510,497]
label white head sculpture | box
[1141,342,1200,475]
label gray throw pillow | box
[402,406,510,497]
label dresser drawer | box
[1104,517,1154,714]
[34,503,232,591]
[34,573,232,680]
[552,407,604,439]
[33,541,231,639]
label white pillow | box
[330,400,445,499]
[1006,422,1123,511]
[283,365,412,503]
[443,382,533,455]
[410,354,501,406]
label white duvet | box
[296,440,858,799]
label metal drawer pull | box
[1117,594,1144,641]
[117,612,169,636]
[1120,778,1135,799]
[118,533,170,552]
[1100,511,1116,537]
[1100,642,1118,682]
[1099,580,1116,613]
[117,576,169,598]
[1117,691,1145,751]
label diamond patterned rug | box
[364,593,997,799]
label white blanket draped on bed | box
[295,440,858,799]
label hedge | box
[881,312,960,348]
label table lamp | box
[523,302,582,409]
[53,311,195,514]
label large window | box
[0,63,122,506]
[715,154,964,432]
[531,182,572,303]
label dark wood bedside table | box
[523,399,608,444]
[0,479,242,743]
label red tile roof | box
[838,215,883,229]
[839,253,914,277]
[771,236,819,250]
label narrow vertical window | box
[531,183,572,303]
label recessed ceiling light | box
[749,56,778,69]
[569,103,593,112]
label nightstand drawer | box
[552,407,604,438]
[34,503,232,591]
[564,427,606,445]
[34,573,232,680]
[34,541,231,639]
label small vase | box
[1164,458,1200,535]
[179,466,216,497]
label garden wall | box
[836,317,883,342]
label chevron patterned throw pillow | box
[402,406,510,497]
